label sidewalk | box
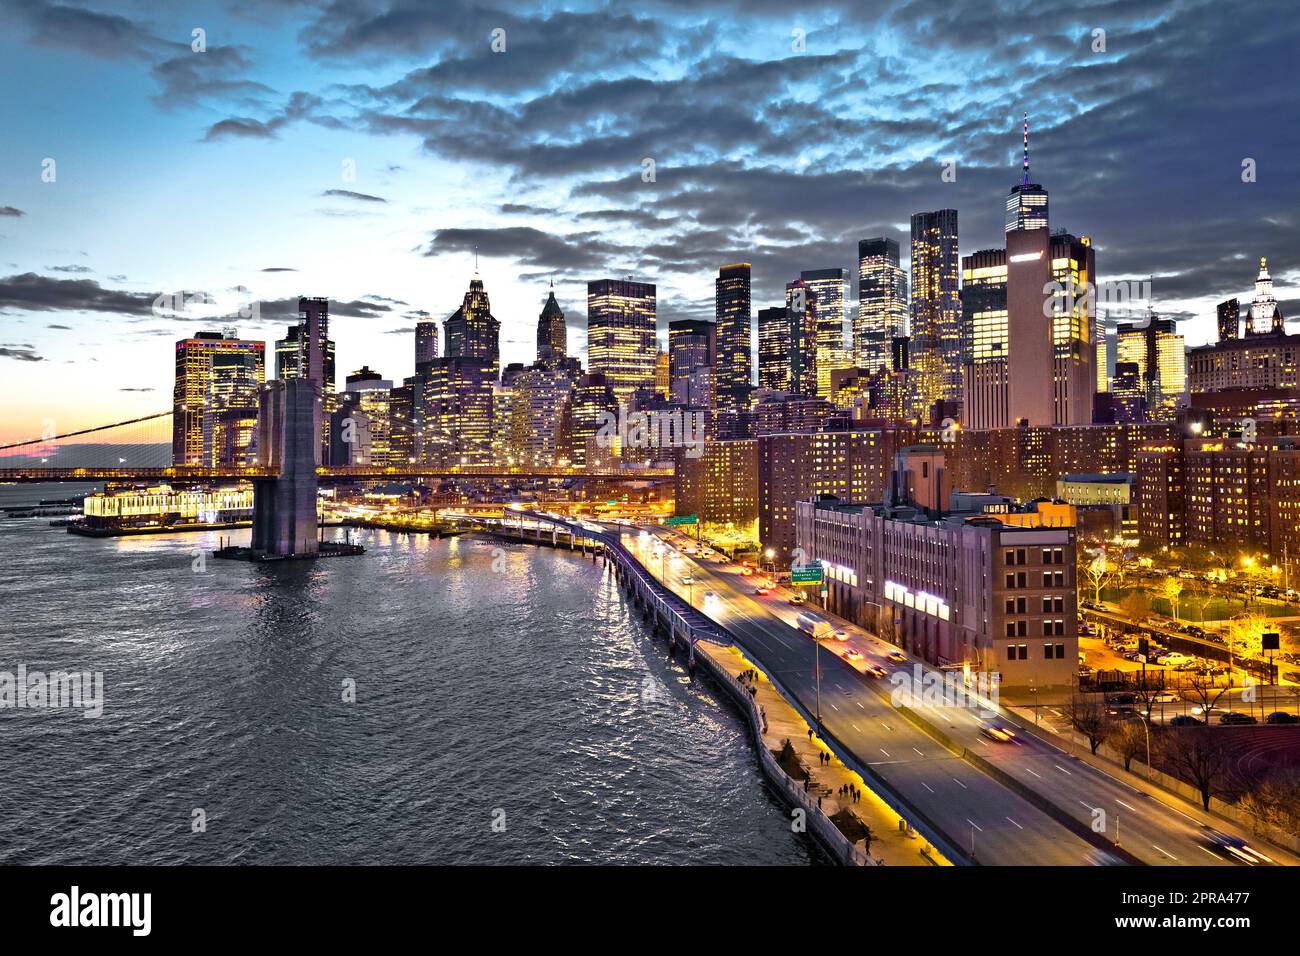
[699,641,949,866]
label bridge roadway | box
[623,525,1296,868]
[0,465,669,483]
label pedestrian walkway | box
[699,642,949,866]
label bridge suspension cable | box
[0,411,173,450]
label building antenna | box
[1022,111,1030,186]
[474,245,479,275]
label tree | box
[1226,612,1268,661]
[1107,717,1149,772]
[1159,726,1232,810]
[1080,549,1117,605]
[1159,577,1184,621]
[1238,766,1300,838]
[1118,590,1150,622]
[1064,693,1111,755]
[1184,665,1231,719]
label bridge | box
[3,397,671,559]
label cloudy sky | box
[1,0,1297,443]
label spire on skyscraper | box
[1022,111,1030,186]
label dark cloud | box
[152,45,274,108]
[424,226,633,274]
[254,296,399,321]
[119,387,155,392]
[47,264,92,274]
[0,207,24,217]
[321,189,388,203]
[0,346,43,362]
[0,273,159,315]
[46,323,71,329]
[7,0,172,60]
[260,267,297,272]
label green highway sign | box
[665,514,698,526]
[791,561,824,585]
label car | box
[740,567,753,576]
[1201,826,1274,864]
[831,628,849,641]
[980,722,1017,743]
[1150,691,1180,703]
[788,592,806,606]
[863,664,888,679]
[702,591,718,605]
[841,649,864,663]
[753,586,770,596]
[886,650,907,664]
[1169,715,1204,726]
[1285,671,1300,684]
[1265,712,1300,725]
[1218,712,1257,725]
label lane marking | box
[1117,800,1138,812]
[880,749,891,758]
[1006,817,1024,830]
[913,748,925,757]
[1152,844,1178,861]
[1024,768,1042,779]
[1054,764,1073,775]
[967,819,984,833]
[953,777,967,790]
[922,782,934,793]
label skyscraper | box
[415,319,439,371]
[202,348,262,467]
[1005,113,1049,234]
[1004,227,1057,428]
[1047,231,1098,425]
[782,281,820,397]
[444,277,501,377]
[537,283,567,362]
[1247,257,1285,336]
[855,238,908,373]
[801,267,850,399]
[908,209,960,417]
[418,356,495,467]
[345,366,394,466]
[172,330,265,465]
[587,278,657,407]
[668,318,716,409]
[1115,313,1184,420]
[715,263,753,412]
[1217,298,1241,342]
[959,248,1009,430]
[757,306,792,391]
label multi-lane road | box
[610,523,1295,867]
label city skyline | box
[2,0,1299,444]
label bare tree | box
[1184,665,1231,719]
[1106,717,1148,772]
[1239,766,1300,838]
[1064,693,1111,755]
[1158,726,1232,811]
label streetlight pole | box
[814,635,822,736]
[1133,710,1151,780]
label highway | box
[614,524,1295,867]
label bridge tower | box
[251,378,320,557]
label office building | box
[855,238,908,373]
[668,318,716,410]
[444,277,501,378]
[715,263,753,412]
[418,357,495,467]
[908,209,961,417]
[415,319,439,371]
[1217,298,1240,343]
[202,349,262,467]
[672,439,759,527]
[537,283,567,362]
[1247,257,1285,336]
[172,330,266,466]
[795,448,1078,690]
[587,278,657,407]
[801,268,850,399]
[782,281,820,396]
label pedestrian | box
[807,727,813,741]
[817,797,822,810]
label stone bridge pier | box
[250,378,320,558]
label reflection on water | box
[0,489,820,865]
